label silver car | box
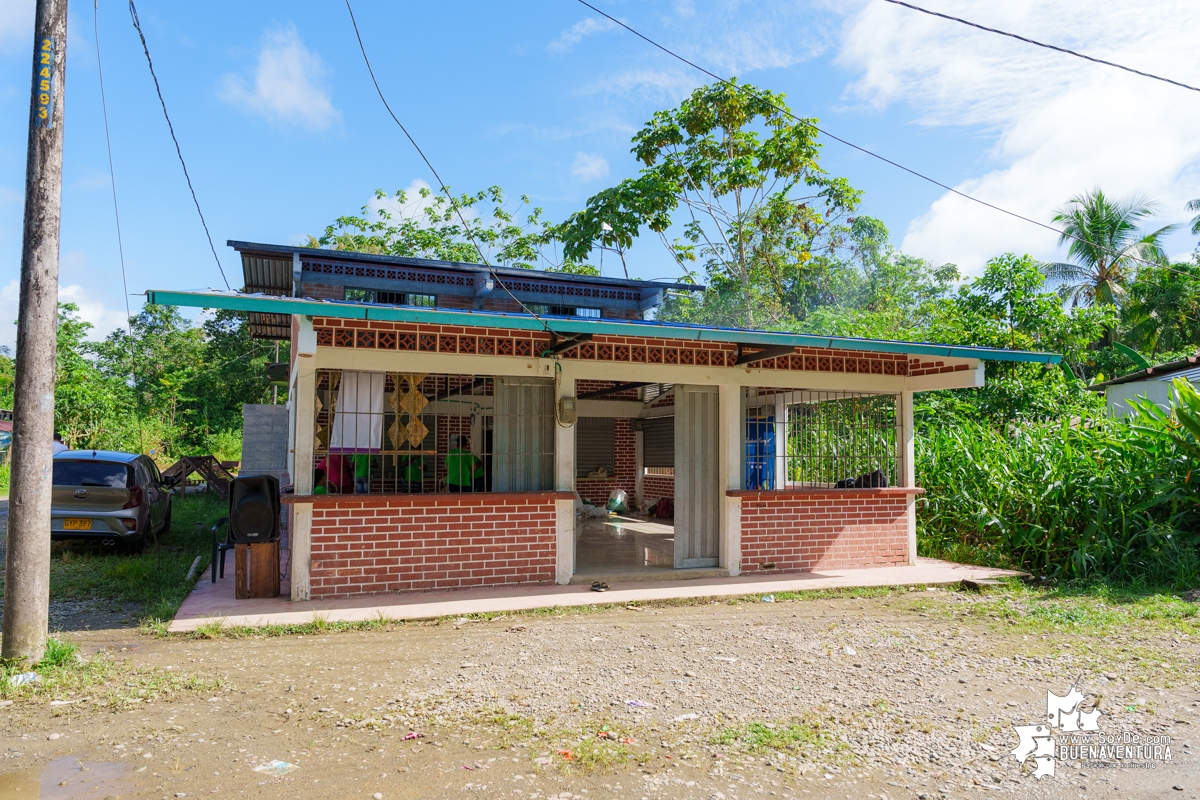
[51,450,175,552]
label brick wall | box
[308,493,561,597]
[576,417,637,506]
[736,489,911,573]
[303,283,344,301]
[643,472,674,501]
[437,294,474,310]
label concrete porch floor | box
[169,558,1022,633]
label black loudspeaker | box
[228,475,281,544]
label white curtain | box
[493,377,554,491]
[329,371,385,453]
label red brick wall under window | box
[576,418,637,506]
[309,494,559,598]
[304,283,344,301]
[736,490,910,573]
[643,473,674,500]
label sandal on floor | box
[591,582,609,592]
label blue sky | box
[2,0,1199,351]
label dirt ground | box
[1,586,1197,800]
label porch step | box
[570,567,729,585]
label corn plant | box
[917,380,1200,587]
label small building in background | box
[1089,355,1200,418]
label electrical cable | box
[571,0,1200,284]
[128,0,230,290]
[343,0,555,336]
[880,0,1200,95]
[95,1,131,332]
[96,0,145,454]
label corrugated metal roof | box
[242,255,292,296]
[1087,356,1200,390]
[247,311,292,340]
[145,288,1062,365]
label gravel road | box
[1,587,1197,799]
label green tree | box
[1120,257,1200,358]
[317,185,573,271]
[1040,190,1176,345]
[921,254,1112,422]
[797,217,959,340]
[557,80,861,327]
[54,304,132,449]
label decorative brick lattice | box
[311,318,921,376]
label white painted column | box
[290,318,317,601]
[553,370,577,584]
[899,390,917,565]
[718,383,743,576]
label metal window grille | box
[342,288,437,307]
[312,370,554,495]
[743,387,898,490]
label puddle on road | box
[0,757,130,799]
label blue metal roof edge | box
[146,289,1061,365]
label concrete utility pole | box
[4,0,68,664]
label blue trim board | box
[145,289,1061,365]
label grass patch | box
[0,636,221,707]
[560,735,636,771]
[924,579,1200,635]
[0,492,226,631]
[712,717,831,754]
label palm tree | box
[1189,197,1200,237]
[1041,189,1177,310]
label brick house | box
[150,241,1059,600]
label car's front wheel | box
[160,504,172,536]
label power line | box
[97,0,146,454]
[127,0,230,290]
[571,0,1200,284]
[881,0,1200,95]
[342,0,555,336]
[94,0,131,331]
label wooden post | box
[3,0,68,664]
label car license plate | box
[62,518,92,530]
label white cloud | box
[579,68,697,99]
[220,23,338,132]
[0,281,129,354]
[571,152,610,181]
[548,17,620,54]
[0,0,33,55]
[58,284,130,341]
[837,0,1200,274]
